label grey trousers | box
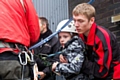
[0,51,30,80]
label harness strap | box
[0,41,26,54]
[18,48,37,80]
[0,41,11,48]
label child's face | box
[58,32,72,48]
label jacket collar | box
[80,22,97,46]
[38,29,52,42]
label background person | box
[34,17,60,80]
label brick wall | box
[68,0,120,44]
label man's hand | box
[37,71,46,80]
[59,54,68,63]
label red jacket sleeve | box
[94,35,112,78]
[82,38,112,78]
[24,0,40,46]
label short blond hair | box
[72,3,95,20]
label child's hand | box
[52,62,59,72]
[59,54,68,63]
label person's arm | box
[24,0,40,46]
[82,37,112,78]
[42,67,51,76]
[34,56,50,80]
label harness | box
[0,41,36,80]
[18,47,36,80]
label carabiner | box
[18,51,28,65]
[28,50,34,62]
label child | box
[52,19,87,80]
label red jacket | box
[0,0,40,47]
[80,23,120,79]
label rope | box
[29,0,95,50]
[88,0,95,4]
[29,18,73,50]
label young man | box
[72,3,120,79]
[34,17,60,80]
[0,0,40,80]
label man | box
[34,17,60,80]
[72,3,120,79]
[0,0,40,80]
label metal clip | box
[18,51,28,65]
[27,50,34,62]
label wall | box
[32,0,69,32]
[68,0,120,44]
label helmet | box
[56,19,77,33]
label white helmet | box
[56,19,77,33]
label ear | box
[90,17,95,24]
[43,23,46,28]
